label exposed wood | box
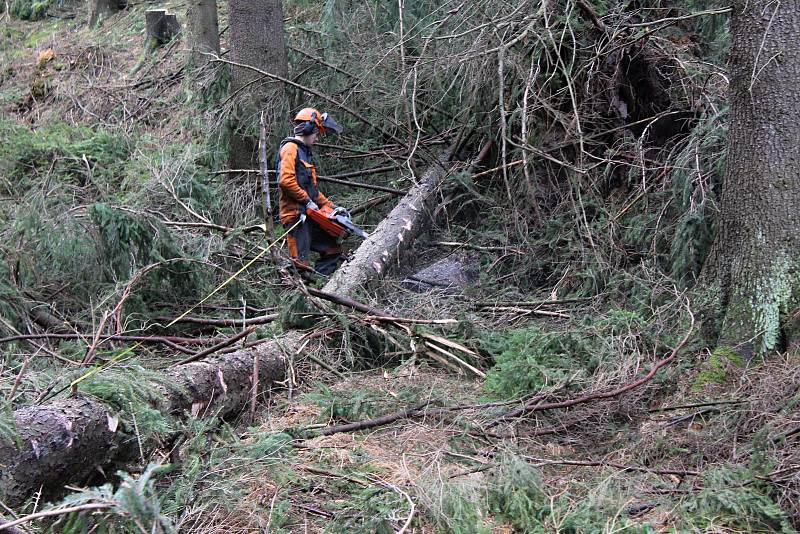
[319,140,494,307]
[321,149,455,296]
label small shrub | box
[488,455,549,532]
[10,0,52,20]
[679,466,795,532]
[0,119,131,192]
[50,463,176,533]
[482,309,649,398]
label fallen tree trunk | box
[324,140,492,297]
[323,152,454,296]
[0,335,295,506]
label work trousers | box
[285,217,343,275]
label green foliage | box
[550,484,658,534]
[89,204,197,284]
[10,0,52,20]
[483,309,649,398]
[279,292,317,329]
[0,401,21,448]
[305,383,423,423]
[667,107,728,286]
[422,458,657,533]
[430,480,491,534]
[159,416,220,515]
[0,261,23,327]
[679,466,795,532]
[50,463,176,533]
[85,204,206,313]
[692,345,743,391]
[237,430,294,460]
[0,118,131,193]
[326,483,405,534]
[161,421,295,518]
[73,360,175,440]
[488,456,549,532]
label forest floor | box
[1,2,799,533]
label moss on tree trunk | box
[698,1,800,358]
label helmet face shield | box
[320,112,343,134]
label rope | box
[38,219,301,405]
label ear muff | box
[294,112,319,136]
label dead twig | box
[174,327,256,366]
[316,175,406,196]
[307,401,431,437]
[155,313,278,328]
[0,503,110,532]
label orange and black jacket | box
[276,138,330,225]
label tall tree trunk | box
[699,1,800,357]
[88,0,123,27]
[227,0,288,177]
[186,0,220,67]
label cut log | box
[0,335,295,506]
[323,152,454,297]
[145,10,181,47]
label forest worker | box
[276,107,345,277]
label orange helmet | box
[293,107,343,136]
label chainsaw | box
[305,204,369,241]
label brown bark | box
[227,0,288,176]
[0,335,294,506]
[88,0,124,28]
[699,1,800,357]
[186,0,220,67]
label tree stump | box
[145,9,181,47]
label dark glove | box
[305,199,319,212]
